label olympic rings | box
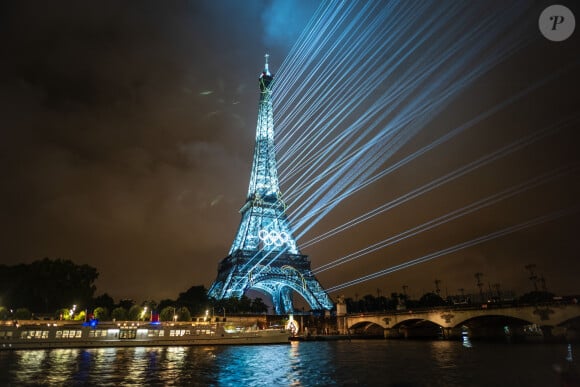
[258,229,290,247]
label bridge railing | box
[344,299,579,317]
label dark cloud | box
[0,1,579,306]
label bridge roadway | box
[341,302,580,339]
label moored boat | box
[0,320,289,350]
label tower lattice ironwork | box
[208,55,333,314]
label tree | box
[0,307,9,320]
[239,295,252,312]
[418,292,447,307]
[158,299,175,313]
[362,294,376,312]
[118,299,135,310]
[74,310,86,321]
[56,308,70,320]
[14,308,31,319]
[177,307,191,322]
[0,258,99,313]
[93,307,109,321]
[160,306,177,322]
[128,305,141,321]
[176,285,208,316]
[111,307,127,321]
[93,293,115,311]
[519,291,555,304]
[251,298,268,314]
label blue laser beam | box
[325,205,580,293]
[313,162,580,275]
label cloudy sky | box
[1,0,579,307]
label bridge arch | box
[349,321,385,336]
[344,304,580,340]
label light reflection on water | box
[0,341,576,386]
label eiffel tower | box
[208,54,334,315]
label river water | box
[0,340,578,386]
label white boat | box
[0,320,290,350]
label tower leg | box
[271,286,294,314]
[281,287,293,314]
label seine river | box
[0,340,578,386]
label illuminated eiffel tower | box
[208,54,333,314]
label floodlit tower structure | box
[208,54,333,314]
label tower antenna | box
[264,53,271,76]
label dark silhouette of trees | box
[93,293,115,311]
[118,299,135,310]
[111,307,127,321]
[176,307,191,321]
[0,258,98,313]
[159,306,177,322]
[176,285,208,316]
[250,297,268,313]
[14,308,32,319]
[93,307,109,321]
[418,292,447,307]
[519,290,555,304]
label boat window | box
[89,330,107,338]
[119,329,136,339]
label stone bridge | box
[341,303,580,340]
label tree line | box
[0,258,269,321]
[0,258,563,321]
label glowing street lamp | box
[140,307,148,321]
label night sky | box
[1,1,579,307]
